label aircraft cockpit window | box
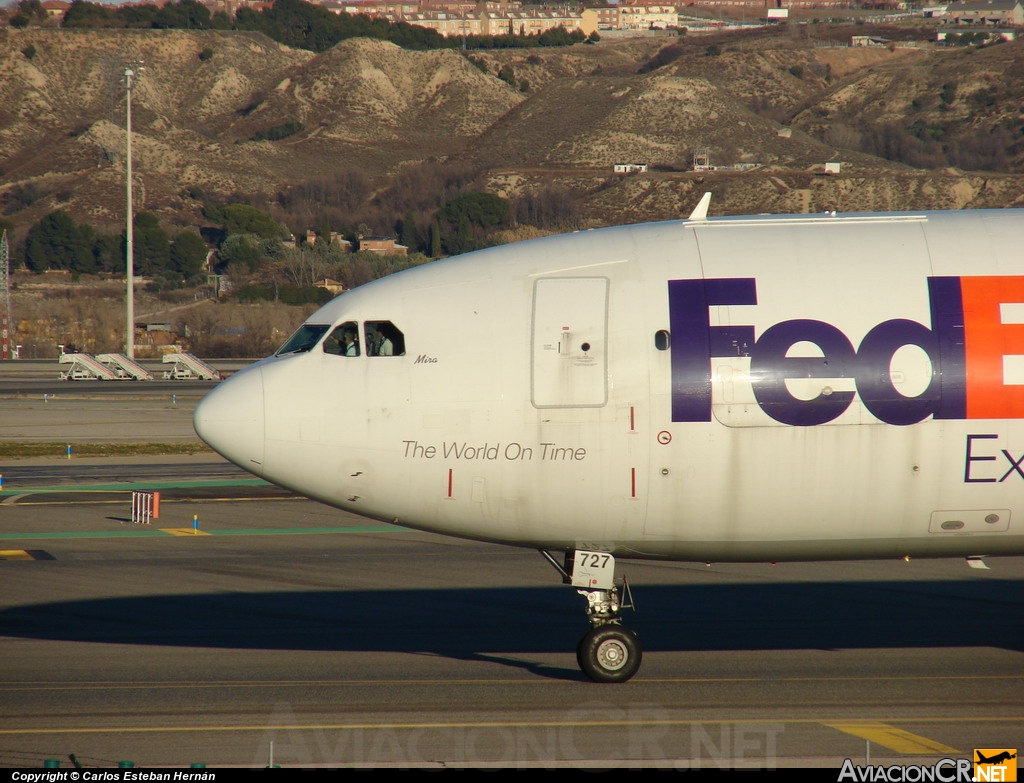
[277,324,329,355]
[366,321,405,357]
[323,322,360,357]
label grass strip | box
[0,442,213,459]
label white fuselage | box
[194,209,1024,562]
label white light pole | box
[125,64,136,359]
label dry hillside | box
[2,24,1024,237]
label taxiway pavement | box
[0,371,1020,768]
[1,480,1021,768]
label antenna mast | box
[124,63,141,359]
[1,229,10,360]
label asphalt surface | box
[0,364,1021,769]
[0,359,224,445]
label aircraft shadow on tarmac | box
[2,580,1022,679]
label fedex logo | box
[669,276,1024,426]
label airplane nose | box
[193,365,265,474]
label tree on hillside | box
[74,223,99,275]
[222,204,285,240]
[278,244,332,288]
[435,192,509,255]
[440,192,509,231]
[429,220,442,258]
[235,0,348,52]
[397,211,422,253]
[24,211,92,273]
[218,234,265,273]
[92,233,124,274]
[387,20,446,51]
[10,0,46,27]
[62,0,113,28]
[112,3,160,28]
[153,0,210,29]
[169,231,209,284]
[3,183,45,216]
[514,187,581,231]
[132,212,170,276]
[538,26,585,47]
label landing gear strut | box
[540,549,640,683]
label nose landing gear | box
[540,549,640,683]
[577,619,641,683]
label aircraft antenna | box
[1,229,11,360]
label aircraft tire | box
[576,625,642,683]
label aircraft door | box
[643,227,706,544]
[531,277,609,408]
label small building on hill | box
[359,236,408,256]
[315,278,346,296]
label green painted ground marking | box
[0,525,406,541]
[0,479,270,494]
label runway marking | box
[178,526,407,536]
[162,528,212,536]
[0,716,1019,737]
[825,722,960,754]
[0,549,54,560]
[0,549,33,560]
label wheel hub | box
[596,638,627,671]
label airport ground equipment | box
[96,353,154,380]
[59,353,119,381]
[131,491,160,524]
[162,352,221,380]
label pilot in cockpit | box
[369,324,393,356]
[342,328,359,356]
[323,322,359,357]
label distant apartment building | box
[943,0,1024,24]
[396,10,485,35]
[686,0,853,10]
[485,9,591,36]
[617,4,678,29]
[319,2,416,15]
[192,1,626,34]
[582,4,681,31]
[587,4,621,29]
[322,1,587,37]
[320,1,526,20]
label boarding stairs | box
[162,352,221,380]
[59,353,119,381]
[96,353,154,380]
